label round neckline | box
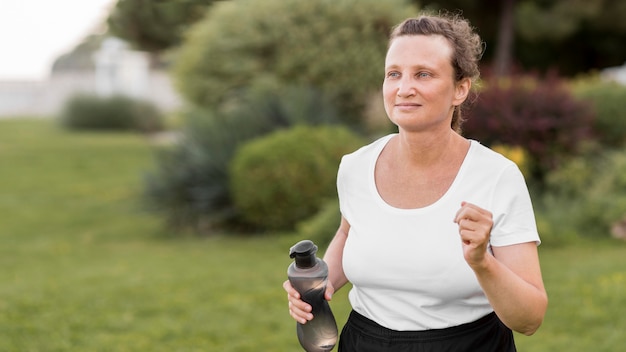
[368,135,475,213]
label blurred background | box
[1,0,625,351]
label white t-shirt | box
[338,134,540,331]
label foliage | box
[59,93,164,133]
[537,146,626,242]
[107,0,216,53]
[462,74,595,181]
[490,144,531,178]
[415,0,626,76]
[296,199,341,248]
[230,125,364,231]
[417,0,516,76]
[174,0,415,125]
[515,0,603,42]
[570,77,626,148]
[143,85,343,233]
[413,0,511,76]
[514,0,626,74]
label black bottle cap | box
[289,240,318,268]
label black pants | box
[338,310,516,352]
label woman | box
[284,13,547,351]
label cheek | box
[382,83,395,103]
[382,90,394,115]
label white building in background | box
[93,37,151,98]
[0,37,182,118]
[601,62,626,85]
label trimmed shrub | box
[462,74,595,181]
[538,146,626,242]
[571,77,626,148]
[143,112,242,232]
[297,199,341,248]
[230,125,364,231]
[533,198,585,246]
[59,94,164,133]
[142,85,343,233]
[174,0,415,125]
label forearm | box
[323,218,350,292]
[472,251,548,335]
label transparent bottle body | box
[288,259,338,352]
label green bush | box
[174,0,415,125]
[230,125,364,231]
[59,94,164,133]
[297,199,341,248]
[538,146,626,242]
[143,85,344,233]
[571,77,626,148]
[143,112,238,232]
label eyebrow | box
[384,64,438,72]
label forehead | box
[385,34,453,69]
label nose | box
[396,75,416,97]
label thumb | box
[325,282,335,301]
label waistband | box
[346,310,498,342]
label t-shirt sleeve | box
[490,164,541,246]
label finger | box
[289,301,314,322]
[285,284,312,315]
[288,293,312,310]
[282,280,300,299]
[284,280,313,319]
[325,282,335,301]
[459,228,481,245]
[289,302,312,324]
[460,202,492,217]
[456,206,480,223]
[457,218,476,230]
[453,205,466,223]
[454,202,477,223]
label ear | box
[452,78,471,106]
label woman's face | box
[383,34,469,133]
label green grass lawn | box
[0,118,624,351]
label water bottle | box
[288,240,338,352]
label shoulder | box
[341,134,395,165]
[467,140,518,174]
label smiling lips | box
[395,102,422,110]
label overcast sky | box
[0,0,115,81]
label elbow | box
[518,320,542,336]
[515,294,548,336]
[511,315,544,336]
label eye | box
[416,71,431,78]
[386,71,400,79]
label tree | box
[415,0,507,74]
[107,0,217,53]
[174,0,416,125]
[493,0,515,76]
[515,0,626,75]
[417,0,626,76]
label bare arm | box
[283,216,350,324]
[474,243,547,335]
[322,216,350,293]
[455,202,548,335]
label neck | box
[394,128,465,168]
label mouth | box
[395,103,422,109]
